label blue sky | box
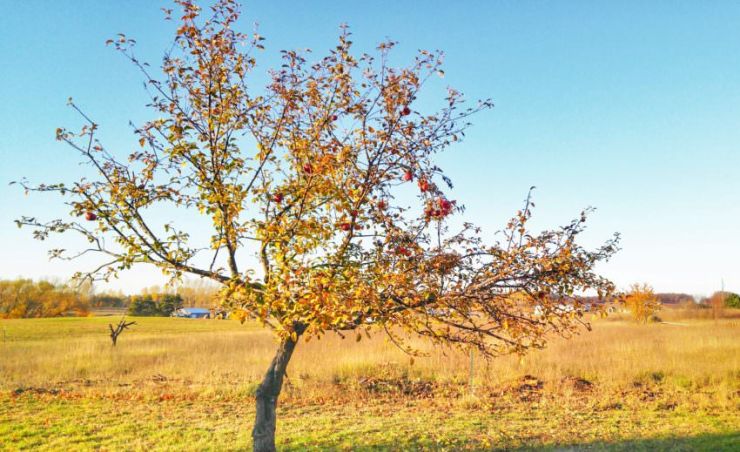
[1,1,738,295]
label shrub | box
[623,283,660,324]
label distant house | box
[172,307,211,319]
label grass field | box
[0,313,738,450]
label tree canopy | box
[18,0,617,354]
[16,1,618,449]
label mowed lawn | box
[0,314,738,451]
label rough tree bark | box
[252,326,303,452]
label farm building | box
[172,307,211,319]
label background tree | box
[708,291,726,321]
[128,293,183,317]
[16,1,618,450]
[723,292,740,309]
[0,279,90,319]
[624,283,660,323]
[90,291,128,309]
[174,278,219,307]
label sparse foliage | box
[16,1,618,450]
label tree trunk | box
[252,331,301,452]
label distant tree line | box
[697,291,740,309]
[653,293,695,305]
[579,291,740,308]
[0,279,90,318]
[2,276,737,319]
[90,293,128,308]
[0,278,218,318]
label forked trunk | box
[252,333,300,452]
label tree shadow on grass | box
[530,431,740,451]
[281,431,739,451]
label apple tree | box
[17,1,618,450]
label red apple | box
[272,193,284,203]
[418,179,430,192]
[303,163,313,174]
[424,198,454,220]
[84,211,97,221]
[402,170,413,182]
[339,222,351,232]
[331,114,338,121]
[401,106,411,116]
[396,246,411,256]
[377,200,387,210]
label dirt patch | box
[631,381,662,402]
[12,387,62,396]
[657,401,678,411]
[151,373,169,383]
[357,376,436,398]
[514,375,544,402]
[561,376,594,392]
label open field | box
[1,313,738,450]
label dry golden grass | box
[1,310,738,450]
[1,311,738,401]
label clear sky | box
[1,1,738,296]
